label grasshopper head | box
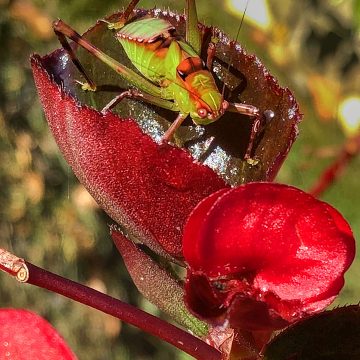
[181,70,229,125]
[192,91,229,125]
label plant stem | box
[27,262,222,360]
[0,249,221,360]
[309,134,360,198]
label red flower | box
[183,183,355,330]
[0,309,76,359]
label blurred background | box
[0,0,359,359]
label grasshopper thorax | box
[176,58,228,125]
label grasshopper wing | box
[117,18,176,43]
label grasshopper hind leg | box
[107,0,141,30]
[53,24,96,91]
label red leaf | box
[31,8,301,259]
[31,55,226,260]
[0,309,76,359]
[183,183,355,330]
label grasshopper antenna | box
[221,0,250,101]
[108,0,140,29]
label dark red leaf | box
[183,183,355,330]
[264,305,360,360]
[0,309,76,359]
[111,228,208,336]
[32,8,301,259]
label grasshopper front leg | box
[162,113,189,143]
[206,41,217,71]
[101,89,178,114]
[100,89,187,143]
[228,105,274,160]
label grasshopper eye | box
[197,108,208,118]
[177,69,187,80]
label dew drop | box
[263,109,275,123]
[288,107,296,120]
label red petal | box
[183,183,355,328]
[0,309,76,359]
[184,272,228,320]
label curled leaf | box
[31,54,226,259]
[32,8,301,259]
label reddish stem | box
[309,134,360,198]
[25,262,221,360]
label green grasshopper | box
[53,0,267,156]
